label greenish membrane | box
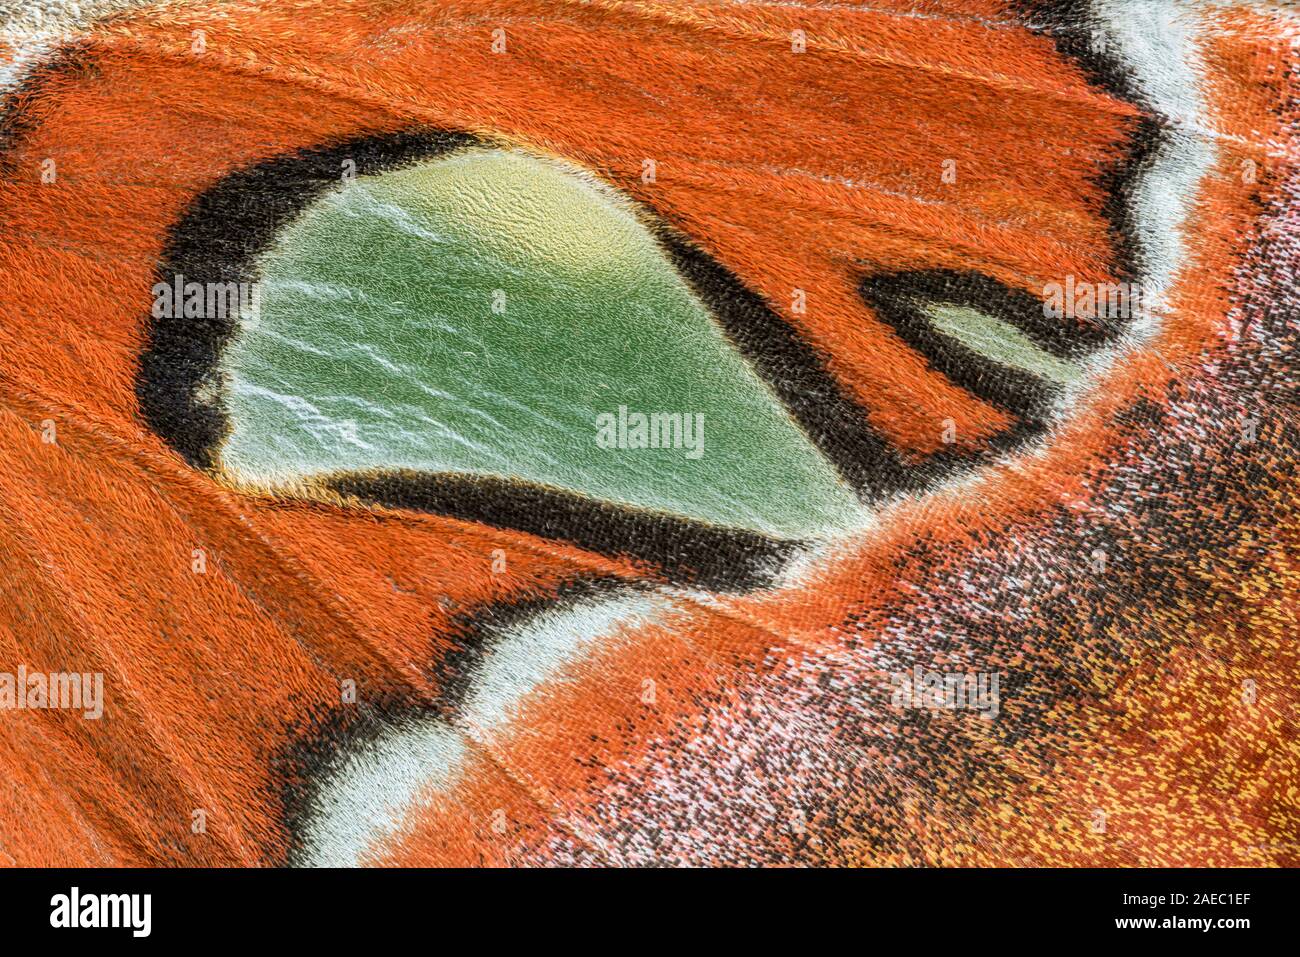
[922,302,1081,386]
[219,148,862,539]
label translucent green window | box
[218,148,862,540]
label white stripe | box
[298,590,679,866]
[462,591,677,734]
[300,718,469,868]
[1091,0,1218,334]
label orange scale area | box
[373,602,788,865]
[0,403,335,865]
[21,0,1139,457]
[247,500,655,683]
[0,0,1290,867]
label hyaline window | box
[217,147,863,540]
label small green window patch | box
[921,302,1081,386]
[218,148,862,540]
